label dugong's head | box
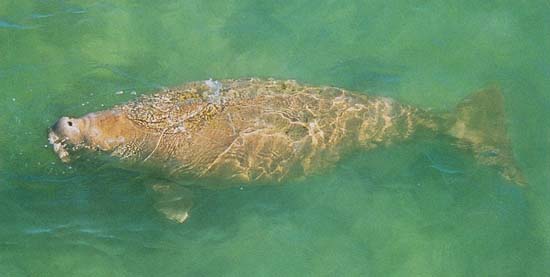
[48,110,136,163]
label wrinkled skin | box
[49,79,438,182]
[48,78,525,222]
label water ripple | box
[0,20,35,30]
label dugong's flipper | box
[150,183,193,223]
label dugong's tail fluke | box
[447,87,526,185]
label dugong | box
[48,78,525,222]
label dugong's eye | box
[67,121,73,126]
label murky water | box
[1,1,549,276]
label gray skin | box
[48,78,525,222]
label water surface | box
[1,1,549,276]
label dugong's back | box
[113,79,428,184]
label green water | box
[1,0,549,276]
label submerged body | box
[49,78,523,185]
[50,79,441,183]
[120,79,443,183]
[48,78,524,221]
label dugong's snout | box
[48,116,83,163]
